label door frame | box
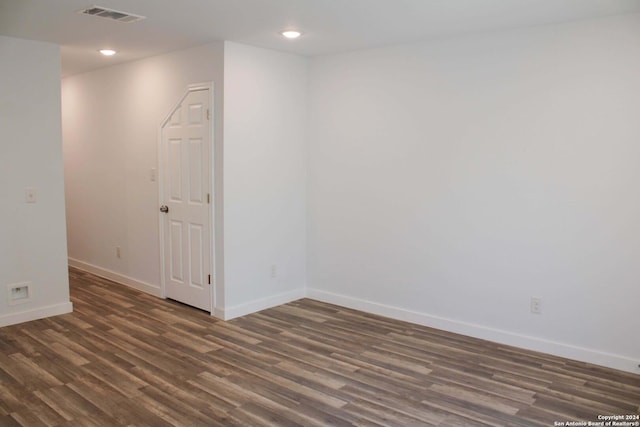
[157,82,216,315]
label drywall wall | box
[222,42,308,318]
[307,14,640,372]
[0,36,72,326]
[63,41,308,318]
[62,43,225,307]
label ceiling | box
[1,0,640,77]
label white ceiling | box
[1,0,640,77]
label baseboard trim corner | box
[221,288,306,320]
[0,301,73,327]
[68,258,162,298]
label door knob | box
[160,205,169,213]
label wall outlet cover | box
[25,188,37,203]
[7,282,31,305]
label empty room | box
[1,0,639,425]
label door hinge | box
[207,109,210,120]
[208,274,211,285]
[207,193,210,204]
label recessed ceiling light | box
[99,49,117,56]
[281,30,302,39]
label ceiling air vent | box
[79,5,145,23]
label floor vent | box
[79,5,145,23]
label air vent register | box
[79,5,145,23]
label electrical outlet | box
[7,282,31,305]
[270,265,277,279]
[116,246,121,259]
[11,286,28,300]
[25,187,37,203]
[530,297,542,314]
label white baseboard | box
[68,258,162,298]
[306,288,640,375]
[0,301,73,327]
[221,288,306,320]
[212,307,225,320]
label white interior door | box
[161,88,211,311]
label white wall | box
[63,41,308,319]
[307,14,640,373]
[222,42,308,318]
[0,36,72,326]
[60,15,638,372]
[62,43,225,300]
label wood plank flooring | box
[0,268,638,426]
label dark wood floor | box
[0,268,638,426]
